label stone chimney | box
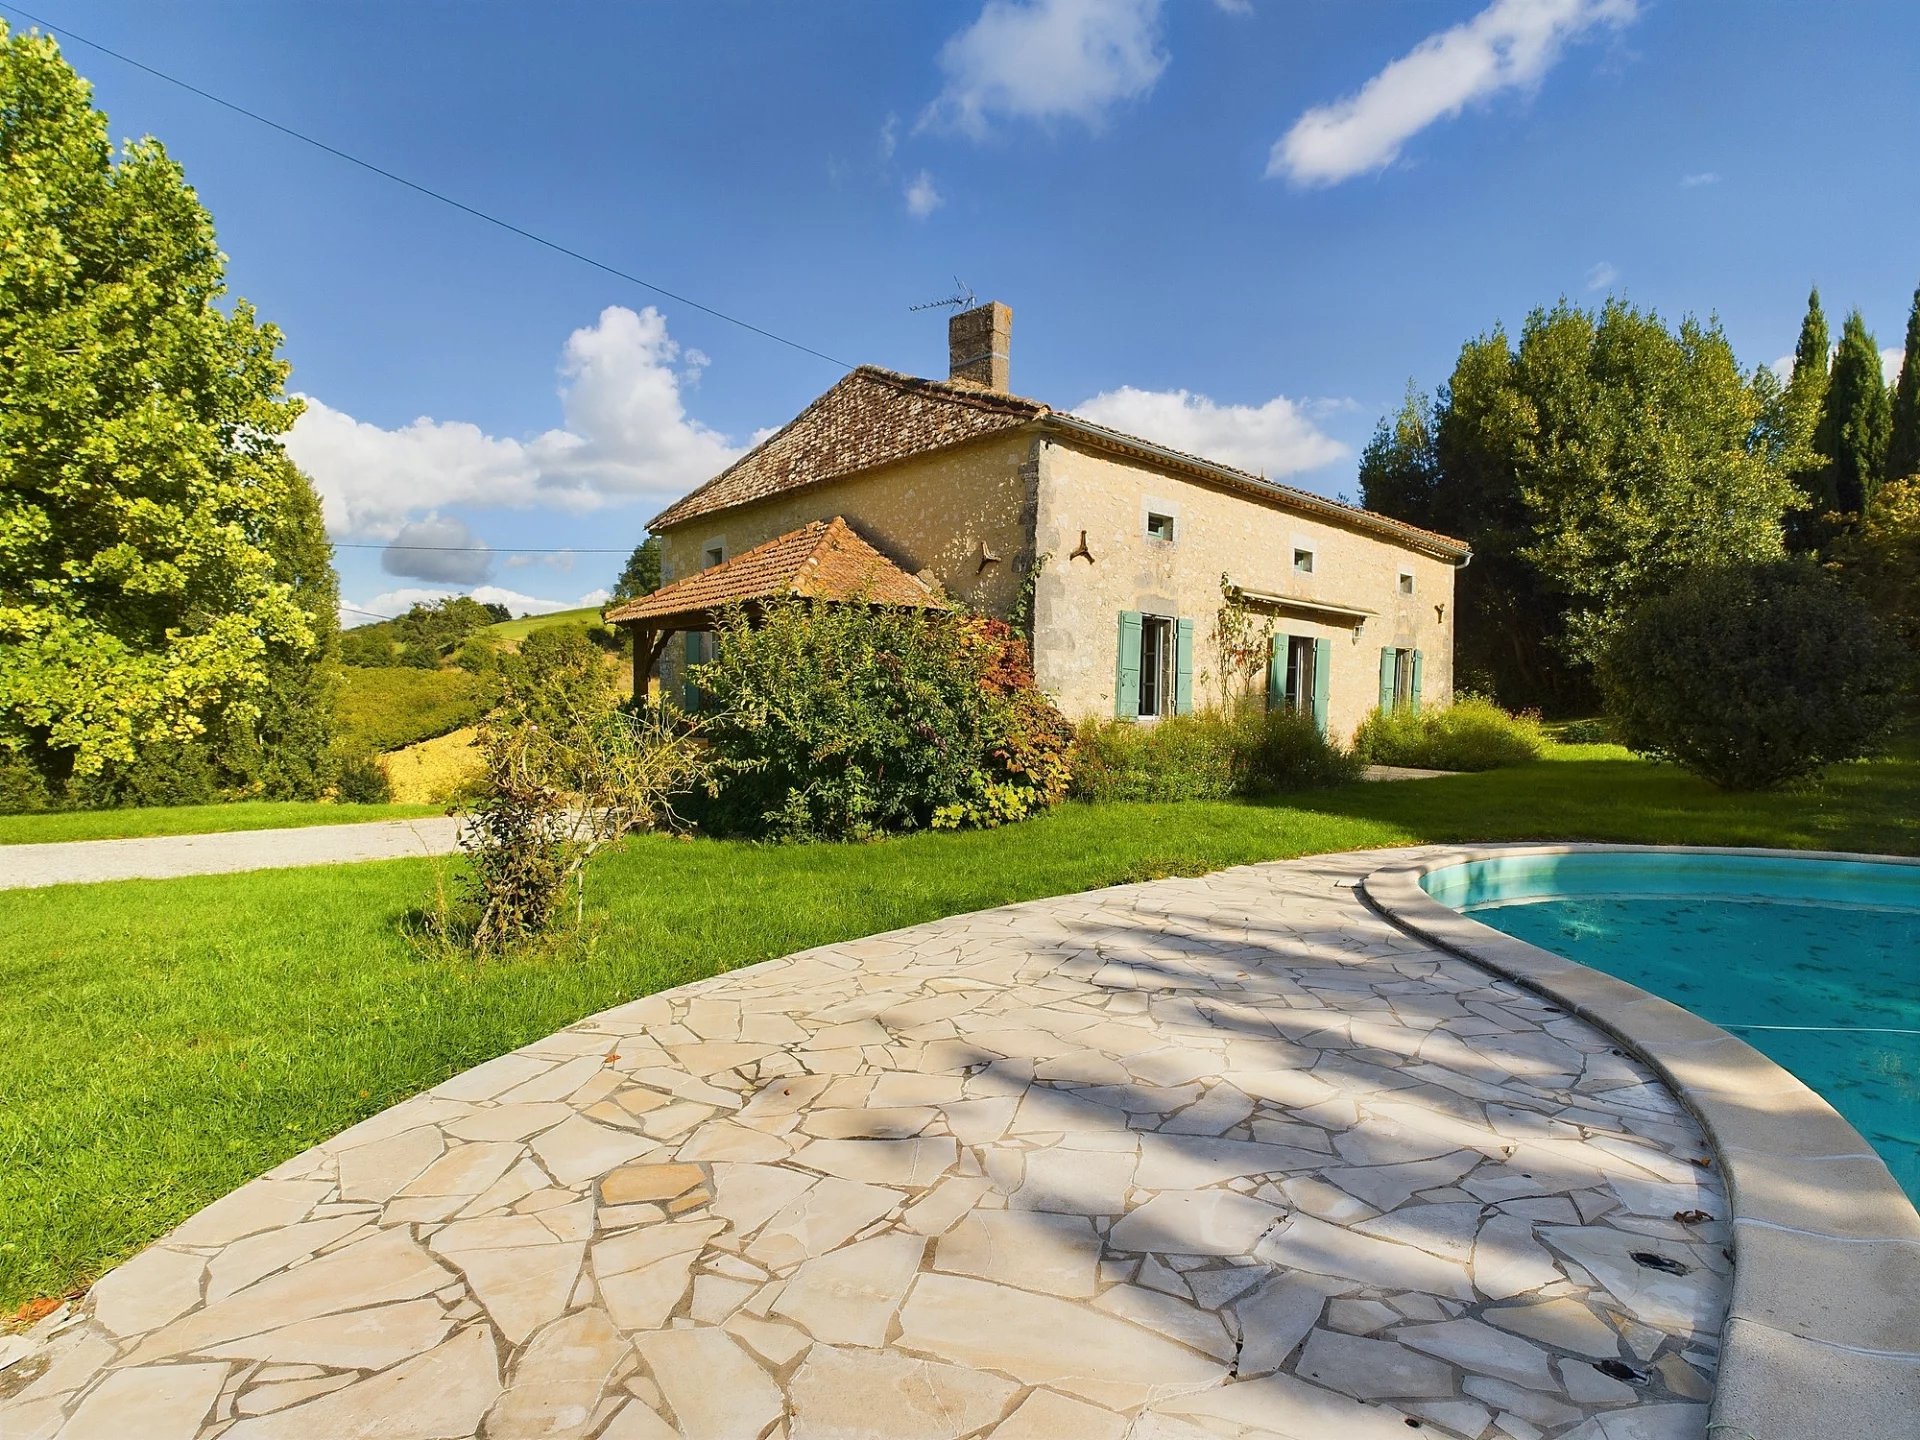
[948,301,1012,392]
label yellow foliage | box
[378,726,485,804]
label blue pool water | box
[1422,852,1920,1202]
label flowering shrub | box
[690,602,1072,841]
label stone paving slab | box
[0,847,1731,1439]
[0,818,464,890]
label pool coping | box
[1362,843,1920,1440]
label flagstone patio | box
[0,847,1732,1440]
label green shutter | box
[1174,618,1195,715]
[1115,611,1142,718]
[1410,649,1424,714]
[1267,634,1287,711]
[1378,648,1396,713]
[683,630,703,713]
[1312,637,1332,735]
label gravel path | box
[0,847,1730,1439]
[0,817,464,890]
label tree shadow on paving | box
[882,890,1736,1425]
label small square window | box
[703,545,725,569]
[1293,548,1315,574]
[1146,512,1175,543]
[1398,571,1415,596]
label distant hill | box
[485,604,607,642]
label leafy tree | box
[612,536,662,603]
[0,24,311,780]
[243,461,341,797]
[1814,310,1892,520]
[340,625,397,667]
[390,595,497,667]
[1828,477,1920,703]
[1356,383,1442,524]
[1781,286,1832,550]
[1598,560,1901,789]
[1887,285,1920,482]
[1362,301,1791,709]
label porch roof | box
[603,516,940,632]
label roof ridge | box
[850,364,1049,416]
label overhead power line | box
[333,542,633,553]
[0,5,855,370]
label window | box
[702,544,725,569]
[1117,611,1190,719]
[1379,646,1423,713]
[1398,570,1415,596]
[1146,512,1176,543]
[1138,615,1176,716]
[1282,635,1317,712]
[1293,547,1315,574]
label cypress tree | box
[1887,284,1920,482]
[1815,311,1893,521]
[1781,287,1831,549]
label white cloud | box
[341,584,610,628]
[1679,171,1719,187]
[381,515,492,584]
[1269,0,1637,186]
[1213,0,1253,14]
[904,170,944,218]
[879,112,899,160]
[922,0,1167,137]
[288,305,743,540]
[1585,260,1618,291]
[1070,386,1349,478]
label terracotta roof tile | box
[604,517,937,626]
[646,364,1470,559]
[647,368,1042,532]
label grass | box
[0,801,441,846]
[2,738,1917,1309]
[379,727,484,805]
[484,605,605,642]
[335,665,491,755]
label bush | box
[1070,704,1361,803]
[689,603,1073,841]
[1553,718,1612,745]
[1354,696,1547,772]
[334,752,392,803]
[1597,559,1903,790]
[334,666,492,755]
[448,644,710,954]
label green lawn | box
[0,800,442,846]
[2,740,1916,1310]
[485,604,605,641]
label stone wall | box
[1029,437,1458,738]
[652,431,1039,694]
[649,427,1459,736]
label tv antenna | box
[909,277,976,313]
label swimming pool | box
[1421,850,1920,1203]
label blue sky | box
[16,1,1920,621]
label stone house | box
[607,303,1470,738]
